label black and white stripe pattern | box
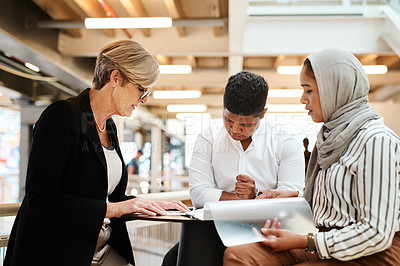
[313,119,400,261]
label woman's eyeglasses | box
[136,83,151,99]
[118,69,151,100]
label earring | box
[112,83,116,88]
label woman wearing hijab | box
[223,48,400,265]
[4,39,189,266]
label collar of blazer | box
[77,88,121,171]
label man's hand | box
[256,189,299,199]
[235,174,256,199]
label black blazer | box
[5,89,135,266]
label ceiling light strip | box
[167,104,207,112]
[153,90,201,99]
[159,65,192,74]
[84,17,173,29]
[176,113,211,120]
[268,89,303,98]
[267,104,307,113]
[277,65,388,75]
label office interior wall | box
[371,102,400,136]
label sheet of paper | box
[165,211,190,216]
[164,209,213,220]
[205,197,316,247]
[186,208,212,221]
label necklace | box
[89,90,107,132]
[94,117,106,132]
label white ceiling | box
[0,0,400,120]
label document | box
[166,208,212,220]
[205,197,316,247]
[186,208,212,221]
[165,207,194,216]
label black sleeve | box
[25,100,106,236]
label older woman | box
[4,40,189,266]
[223,48,400,265]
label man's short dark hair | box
[223,71,268,117]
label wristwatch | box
[255,188,263,197]
[306,232,315,254]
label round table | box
[125,213,226,266]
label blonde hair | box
[93,39,160,90]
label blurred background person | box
[127,149,142,175]
[303,137,311,173]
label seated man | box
[189,71,305,208]
[161,71,305,266]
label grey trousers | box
[224,232,400,266]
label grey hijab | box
[303,48,379,207]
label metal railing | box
[0,204,21,219]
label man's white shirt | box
[189,118,305,208]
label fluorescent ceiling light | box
[25,62,40,72]
[268,89,302,98]
[167,104,207,112]
[159,65,192,74]
[267,104,307,113]
[176,112,211,120]
[153,90,201,99]
[278,65,388,75]
[84,17,172,29]
[277,66,302,75]
[363,65,388,74]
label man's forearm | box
[219,191,240,201]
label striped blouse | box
[313,119,400,261]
